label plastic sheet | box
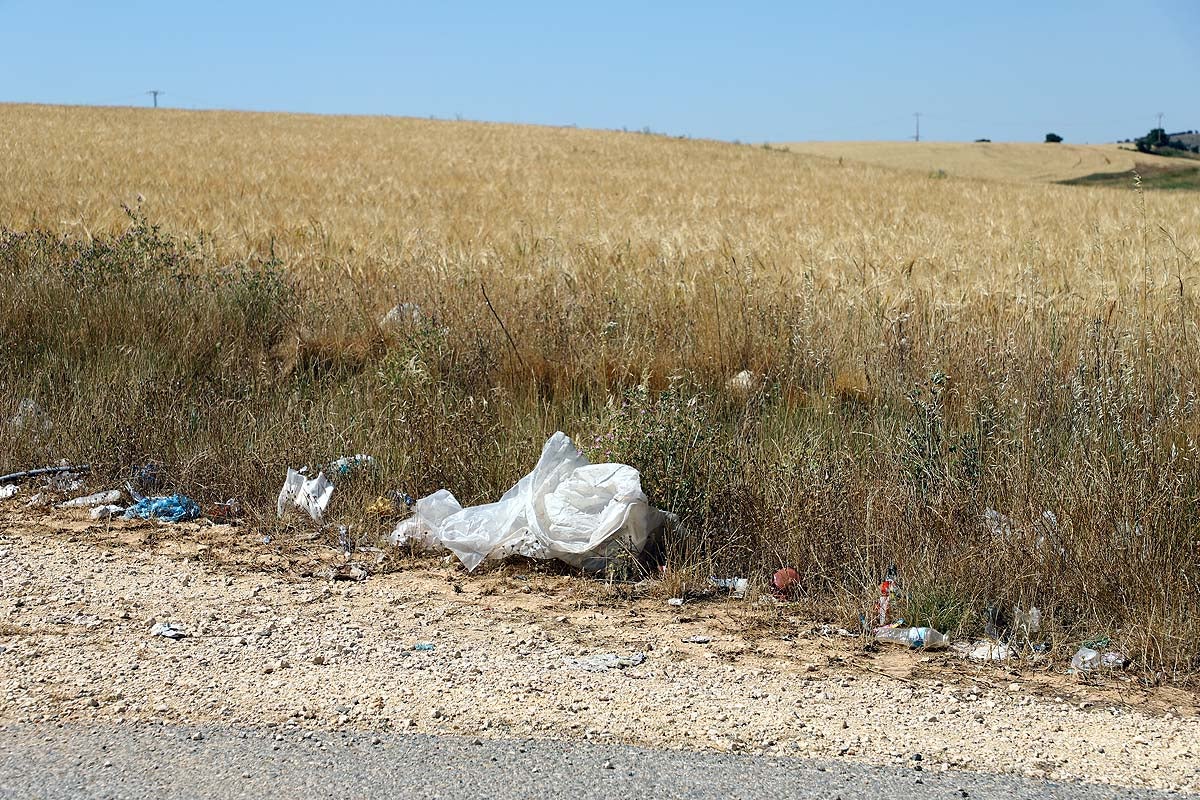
[277,469,334,524]
[392,432,669,572]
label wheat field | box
[777,140,1184,183]
[3,103,1199,675]
[3,105,1197,288]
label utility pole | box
[147,90,164,108]
[913,112,921,142]
[1156,111,1164,130]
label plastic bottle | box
[874,626,948,650]
[1071,647,1100,671]
[877,564,899,625]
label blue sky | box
[2,1,1196,142]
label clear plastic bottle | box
[874,626,948,650]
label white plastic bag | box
[61,489,122,509]
[277,469,334,524]
[392,432,668,571]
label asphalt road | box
[0,724,1183,800]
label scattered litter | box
[954,640,1011,661]
[206,498,242,524]
[682,635,712,644]
[328,454,375,477]
[984,507,1015,537]
[711,577,749,599]
[725,369,760,396]
[9,398,52,433]
[817,625,856,638]
[412,642,436,652]
[334,564,368,582]
[874,625,949,650]
[1071,647,1128,672]
[772,567,799,595]
[315,563,368,582]
[1013,606,1042,638]
[89,504,126,521]
[123,495,201,523]
[61,489,122,509]
[566,652,647,672]
[132,462,165,493]
[876,565,899,625]
[380,302,423,329]
[392,432,671,572]
[0,464,90,484]
[149,622,189,640]
[667,598,684,607]
[43,472,86,493]
[1071,647,1099,671]
[0,485,18,500]
[1102,652,1128,668]
[277,469,334,524]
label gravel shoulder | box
[1,510,1198,794]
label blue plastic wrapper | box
[123,494,201,523]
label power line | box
[146,90,164,108]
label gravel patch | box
[1,515,1197,793]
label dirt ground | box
[2,505,1198,793]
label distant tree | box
[1044,132,1063,143]
[1135,128,1169,152]
[974,138,991,142]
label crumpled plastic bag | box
[277,469,334,523]
[61,489,123,509]
[123,494,201,523]
[392,432,669,572]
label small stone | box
[312,654,325,665]
[371,736,382,745]
[603,760,614,770]
[191,732,205,741]
[1008,683,1021,692]
[430,707,444,720]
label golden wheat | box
[777,140,1183,183]
[3,103,1197,300]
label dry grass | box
[2,103,1200,677]
[777,140,1187,183]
